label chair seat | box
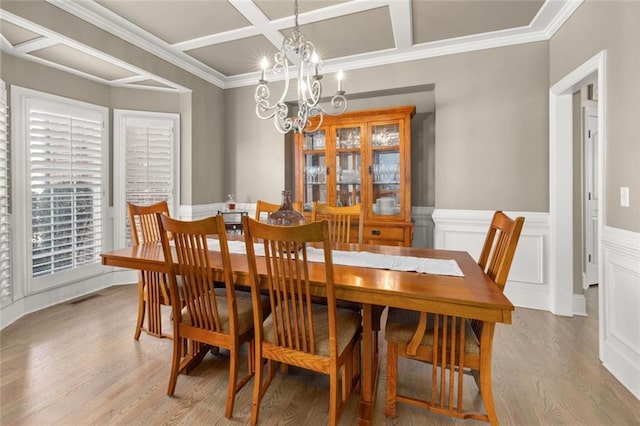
[385,308,480,355]
[263,303,361,357]
[182,289,268,335]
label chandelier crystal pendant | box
[254,0,347,134]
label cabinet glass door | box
[371,123,401,217]
[302,130,327,211]
[334,126,361,207]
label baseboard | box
[573,293,587,316]
[603,340,640,400]
[1,273,114,330]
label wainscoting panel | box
[432,209,550,311]
[602,226,640,399]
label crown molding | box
[45,0,583,91]
[48,0,226,88]
[541,0,583,38]
[1,8,191,93]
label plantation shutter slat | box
[125,125,173,202]
[28,100,104,278]
[0,81,11,306]
[124,122,174,245]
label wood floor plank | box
[1,284,638,425]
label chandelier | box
[254,0,347,134]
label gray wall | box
[0,52,183,206]
[2,0,226,206]
[1,52,110,106]
[550,0,640,232]
[225,42,550,212]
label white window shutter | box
[28,99,104,278]
[125,124,173,206]
[114,110,179,245]
[0,81,10,305]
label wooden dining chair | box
[242,216,361,426]
[127,200,173,340]
[311,202,381,358]
[384,211,524,424]
[255,199,302,222]
[311,202,364,244]
[158,214,266,418]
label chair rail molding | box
[601,226,640,399]
[432,209,550,311]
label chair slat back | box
[477,211,525,291]
[243,217,337,356]
[128,201,169,245]
[255,199,303,222]
[255,200,280,221]
[311,202,364,244]
[159,214,236,334]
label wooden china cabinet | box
[294,105,415,246]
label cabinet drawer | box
[363,224,410,246]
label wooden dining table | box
[101,241,514,425]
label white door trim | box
[549,51,606,342]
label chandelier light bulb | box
[259,57,269,83]
[311,52,320,78]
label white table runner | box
[206,239,464,277]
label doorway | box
[549,51,606,359]
[583,106,599,289]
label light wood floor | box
[1,284,638,425]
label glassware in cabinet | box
[335,151,361,207]
[371,123,400,147]
[370,122,401,217]
[371,150,400,216]
[303,152,326,211]
[333,125,362,207]
[335,126,361,149]
[303,131,326,150]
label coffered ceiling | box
[0,0,581,92]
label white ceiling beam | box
[228,0,284,49]
[388,0,413,51]
[10,36,58,54]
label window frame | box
[11,86,110,294]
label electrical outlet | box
[620,187,629,207]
